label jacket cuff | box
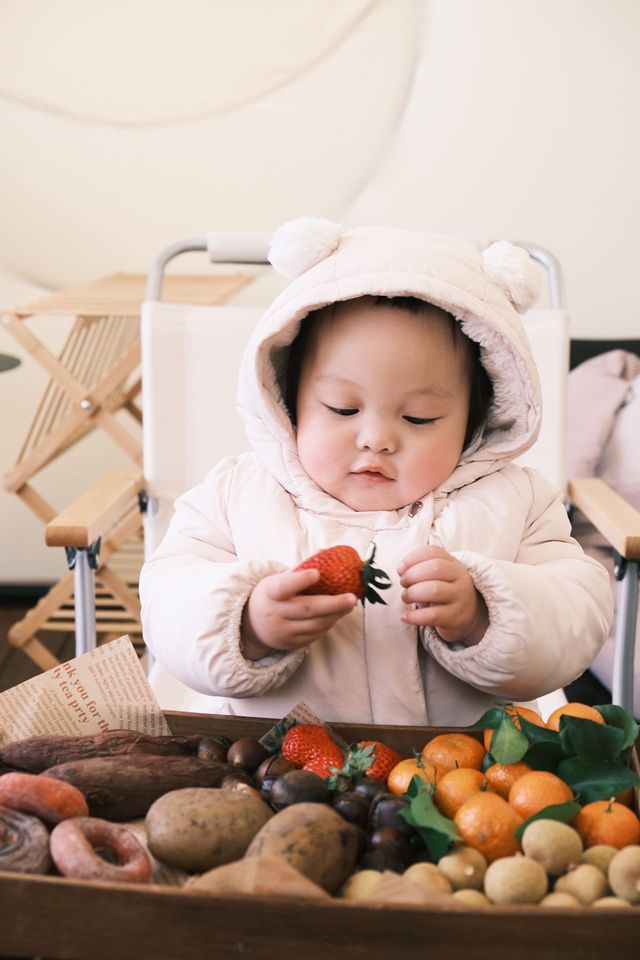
[208,563,306,696]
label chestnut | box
[197,736,231,762]
[358,846,407,874]
[369,793,414,838]
[254,754,296,787]
[226,737,270,773]
[332,791,370,830]
[367,826,414,867]
[221,769,255,790]
[269,769,330,810]
[352,776,387,804]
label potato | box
[245,802,359,893]
[145,787,273,872]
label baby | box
[140,219,613,726]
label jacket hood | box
[236,218,543,518]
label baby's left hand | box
[398,546,488,646]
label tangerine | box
[422,733,485,772]
[508,770,574,819]
[454,791,523,863]
[386,756,445,796]
[483,705,545,752]
[545,702,605,732]
[433,767,490,819]
[484,761,532,800]
[573,800,640,849]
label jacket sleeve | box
[422,471,614,701]
[139,458,306,698]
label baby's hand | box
[398,546,488,646]
[241,568,358,659]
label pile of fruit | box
[0,701,639,909]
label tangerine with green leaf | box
[422,732,485,772]
[483,705,545,752]
[484,761,532,800]
[573,799,640,849]
[386,756,444,796]
[508,770,574,819]
[454,791,523,863]
[546,702,605,732]
[434,767,492,819]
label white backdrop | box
[0,0,638,582]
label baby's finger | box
[266,568,321,600]
[402,579,455,607]
[401,603,456,628]
[399,559,456,588]
[286,593,358,620]
[397,545,450,576]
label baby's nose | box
[356,421,396,453]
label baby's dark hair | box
[285,295,493,450]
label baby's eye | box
[326,405,359,416]
[403,415,436,425]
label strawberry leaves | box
[360,544,391,606]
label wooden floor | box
[0,597,74,692]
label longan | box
[521,819,583,877]
[403,861,453,894]
[608,845,640,904]
[484,855,548,904]
[555,864,608,905]
[437,846,487,890]
[580,844,618,876]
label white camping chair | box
[45,232,639,717]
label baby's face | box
[295,299,473,511]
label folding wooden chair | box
[2,273,248,670]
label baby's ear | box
[269,216,343,279]
[481,241,543,313]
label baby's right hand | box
[241,569,358,659]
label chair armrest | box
[45,469,143,549]
[568,477,640,561]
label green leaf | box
[523,740,566,773]
[557,757,640,803]
[558,715,626,763]
[415,826,455,862]
[489,716,529,764]
[519,715,561,747]
[399,779,459,861]
[471,706,507,730]
[595,704,639,751]
[515,800,581,841]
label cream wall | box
[0,0,638,583]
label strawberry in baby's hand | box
[295,544,391,605]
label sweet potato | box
[0,730,201,773]
[245,802,360,893]
[44,754,232,820]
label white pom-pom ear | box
[482,241,543,312]
[268,216,343,279]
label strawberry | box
[295,544,391,605]
[280,723,344,778]
[350,740,404,782]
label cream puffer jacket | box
[140,221,613,727]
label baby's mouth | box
[352,466,393,481]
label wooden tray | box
[1,711,638,960]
